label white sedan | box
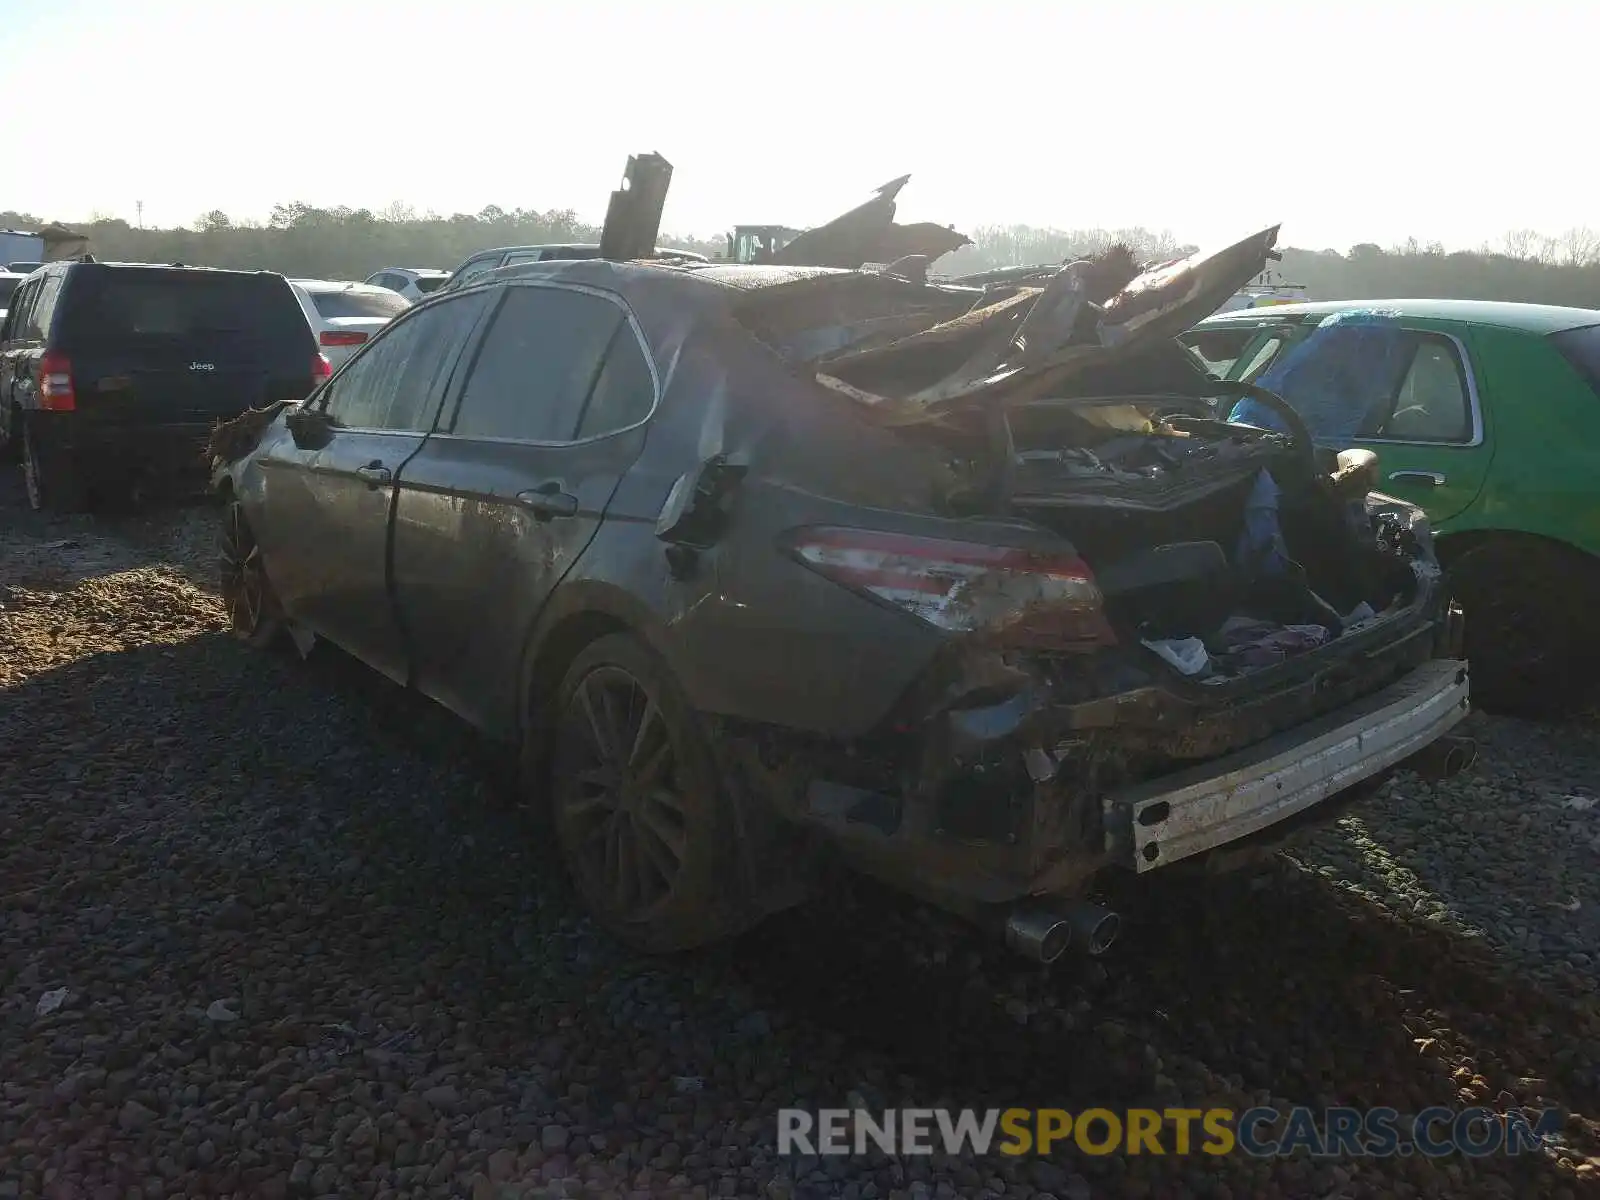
[289,279,412,370]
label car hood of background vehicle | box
[730,225,1281,426]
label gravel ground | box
[2,475,1598,1200]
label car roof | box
[1197,298,1600,336]
[466,244,709,263]
[475,256,844,295]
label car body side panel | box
[1431,325,1600,559]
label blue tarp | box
[1227,309,1412,443]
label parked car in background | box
[0,270,23,320]
[210,245,1467,957]
[1183,299,1600,716]
[363,267,450,302]
[0,260,325,511]
[440,244,709,291]
[290,279,411,370]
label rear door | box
[1352,327,1493,522]
[53,268,316,426]
[391,281,658,736]
[250,291,493,680]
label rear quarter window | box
[413,276,447,294]
[1550,324,1600,396]
[312,289,410,319]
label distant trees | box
[2,204,1597,308]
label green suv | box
[1184,299,1600,716]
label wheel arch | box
[1436,526,1598,571]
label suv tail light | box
[319,330,368,348]
[784,526,1116,650]
[39,350,75,411]
[312,353,333,383]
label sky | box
[1,0,1592,252]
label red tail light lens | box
[319,330,369,347]
[784,526,1116,650]
[39,350,76,411]
[312,353,333,382]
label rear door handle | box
[1389,470,1445,487]
[516,484,579,520]
[356,460,391,487]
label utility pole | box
[136,200,144,229]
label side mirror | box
[286,405,333,451]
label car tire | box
[1447,537,1600,718]
[548,632,742,953]
[21,417,88,514]
[219,497,284,648]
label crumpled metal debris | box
[737,225,1282,425]
[767,175,973,270]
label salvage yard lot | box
[2,482,1599,1199]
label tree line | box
[4,204,1599,309]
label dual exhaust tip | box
[1003,899,1121,964]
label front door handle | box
[516,483,579,520]
[1389,470,1445,488]
[356,460,392,487]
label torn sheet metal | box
[785,226,1282,424]
[768,175,974,270]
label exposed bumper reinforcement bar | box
[1108,658,1470,872]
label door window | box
[575,324,656,439]
[448,286,627,442]
[0,280,34,341]
[322,293,489,431]
[451,256,502,286]
[1369,336,1474,443]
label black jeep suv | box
[0,259,325,511]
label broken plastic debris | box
[1141,637,1209,676]
[672,1076,705,1093]
[42,539,80,551]
[35,988,69,1016]
[1560,795,1596,812]
[205,999,239,1023]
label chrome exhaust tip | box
[1003,900,1121,963]
[1004,908,1074,964]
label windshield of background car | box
[1550,324,1600,398]
[58,269,311,355]
[0,277,19,307]
[312,289,410,319]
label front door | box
[391,282,658,737]
[251,292,490,681]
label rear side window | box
[0,277,18,307]
[312,289,410,319]
[575,327,656,439]
[413,276,447,294]
[452,257,501,286]
[449,286,626,442]
[58,269,309,355]
[1551,324,1600,397]
[27,275,63,339]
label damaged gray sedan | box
[211,226,1469,959]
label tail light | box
[39,350,75,411]
[319,330,368,348]
[312,353,333,383]
[784,526,1116,650]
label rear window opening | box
[312,289,410,319]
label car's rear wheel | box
[549,633,739,953]
[1448,537,1600,718]
[220,498,284,648]
[21,418,87,514]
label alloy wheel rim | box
[558,666,689,919]
[220,502,267,635]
